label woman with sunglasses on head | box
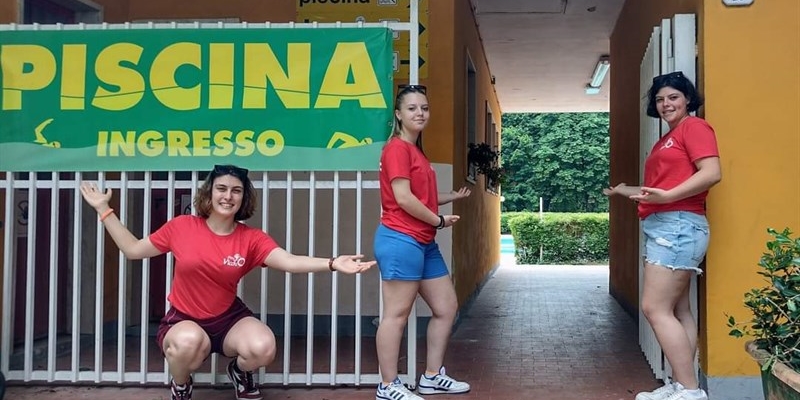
[603,72,721,400]
[79,164,374,400]
[373,85,472,400]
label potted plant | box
[726,227,800,400]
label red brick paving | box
[6,264,660,400]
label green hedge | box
[505,212,609,264]
[500,211,528,234]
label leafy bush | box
[727,228,800,372]
[500,212,527,234]
[507,212,609,264]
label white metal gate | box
[638,13,698,381]
[1,0,424,387]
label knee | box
[382,306,413,324]
[641,299,670,323]
[246,334,277,365]
[165,329,210,361]
[431,297,458,321]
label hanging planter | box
[468,142,507,187]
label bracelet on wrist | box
[436,215,445,229]
[328,257,336,272]
[99,208,114,222]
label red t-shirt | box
[638,116,720,219]
[379,137,439,243]
[149,215,279,319]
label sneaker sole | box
[417,387,470,395]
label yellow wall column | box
[701,0,800,379]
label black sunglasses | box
[398,84,427,94]
[213,164,249,178]
[652,71,684,83]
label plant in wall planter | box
[726,228,800,400]
[467,142,507,188]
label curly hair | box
[193,165,256,221]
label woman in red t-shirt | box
[604,72,721,400]
[80,165,374,400]
[373,85,472,400]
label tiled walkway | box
[6,263,660,400]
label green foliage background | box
[501,113,609,212]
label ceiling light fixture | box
[585,55,610,95]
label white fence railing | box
[0,170,419,386]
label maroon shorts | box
[156,297,254,355]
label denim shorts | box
[641,211,710,274]
[373,224,449,281]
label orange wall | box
[0,0,17,22]
[94,0,295,23]
[608,0,699,317]
[446,0,502,306]
[701,0,800,376]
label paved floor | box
[6,262,660,400]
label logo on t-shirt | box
[659,137,674,150]
[223,253,246,268]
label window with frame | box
[465,54,477,183]
[484,102,500,193]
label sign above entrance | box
[0,27,394,172]
[296,0,429,80]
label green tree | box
[501,113,609,212]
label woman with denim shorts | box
[373,85,472,400]
[604,71,721,400]
[79,165,374,400]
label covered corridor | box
[7,263,659,400]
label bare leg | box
[222,316,277,371]
[641,263,697,389]
[418,276,458,374]
[376,280,420,383]
[674,282,697,364]
[162,321,211,384]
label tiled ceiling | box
[473,0,624,113]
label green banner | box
[0,27,394,171]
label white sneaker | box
[635,382,677,400]
[663,388,708,400]
[376,378,424,400]
[417,366,470,395]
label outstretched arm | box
[79,183,163,260]
[602,183,642,199]
[438,187,471,205]
[263,248,375,274]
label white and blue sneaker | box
[376,377,424,400]
[636,382,678,400]
[417,366,470,395]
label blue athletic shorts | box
[373,224,449,281]
[642,211,710,274]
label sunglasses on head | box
[213,164,249,178]
[398,84,427,94]
[653,71,684,84]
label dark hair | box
[392,84,427,151]
[194,164,256,221]
[645,71,704,118]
